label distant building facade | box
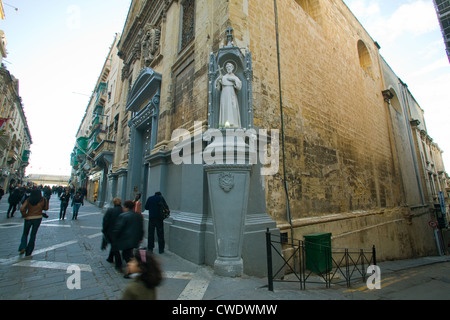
[0,4,32,192]
[0,65,32,191]
[71,33,123,206]
[71,0,449,275]
[25,174,70,187]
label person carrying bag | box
[19,189,49,256]
[144,192,170,254]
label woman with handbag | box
[19,189,49,256]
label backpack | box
[158,197,170,220]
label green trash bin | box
[304,233,332,274]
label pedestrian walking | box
[121,249,163,300]
[112,200,144,275]
[7,187,22,218]
[144,192,170,254]
[59,189,71,220]
[18,189,49,256]
[0,186,4,202]
[71,191,84,220]
[102,198,123,271]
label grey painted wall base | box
[166,210,282,278]
[152,137,283,278]
[165,212,207,265]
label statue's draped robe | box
[216,73,242,128]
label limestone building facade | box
[0,65,32,191]
[71,0,448,275]
[0,6,32,191]
[71,33,124,206]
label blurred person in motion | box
[102,198,123,271]
[121,249,163,300]
[71,191,84,220]
[112,200,144,276]
[19,189,49,256]
[59,188,71,220]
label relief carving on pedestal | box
[219,172,235,193]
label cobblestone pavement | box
[0,194,207,300]
[2,194,450,303]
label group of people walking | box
[2,185,168,300]
[101,191,169,299]
[102,192,169,272]
[2,185,84,221]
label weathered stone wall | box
[111,0,438,263]
[241,0,397,217]
[156,0,229,147]
[228,0,437,259]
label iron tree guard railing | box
[266,229,377,291]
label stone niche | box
[208,27,254,130]
[161,28,282,277]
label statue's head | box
[225,62,235,74]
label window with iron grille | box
[180,0,195,51]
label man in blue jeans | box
[144,192,169,254]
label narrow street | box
[0,194,206,300]
[341,261,450,300]
[1,193,450,303]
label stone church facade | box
[71,0,448,276]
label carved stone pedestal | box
[205,162,252,277]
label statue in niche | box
[215,62,242,128]
[208,27,253,129]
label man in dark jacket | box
[7,187,22,218]
[102,198,123,269]
[145,192,169,254]
[112,200,144,273]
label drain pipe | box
[273,0,294,246]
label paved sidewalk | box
[1,194,449,301]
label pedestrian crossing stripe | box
[14,260,93,272]
[0,223,22,229]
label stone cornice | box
[118,0,175,67]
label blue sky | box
[1,0,131,175]
[1,0,449,176]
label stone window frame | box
[179,0,196,52]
